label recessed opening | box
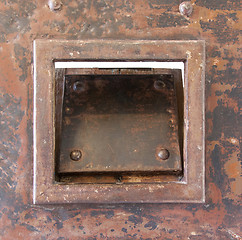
[54,62,184,184]
[33,40,205,203]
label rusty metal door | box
[0,0,241,239]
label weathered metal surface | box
[33,39,204,203]
[0,0,241,239]
[59,74,182,174]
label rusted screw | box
[179,1,193,17]
[116,176,123,184]
[48,0,62,11]
[70,150,82,161]
[73,81,85,93]
[65,107,72,114]
[158,149,170,160]
[154,80,166,90]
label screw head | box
[158,149,170,160]
[70,150,82,161]
[179,1,193,17]
[48,0,62,11]
[65,107,72,114]
[116,176,123,184]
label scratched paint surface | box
[0,0,241,239]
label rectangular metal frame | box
[33,40,205,204]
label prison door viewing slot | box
[54,66,184,184]
[33,39,205,204]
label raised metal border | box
[33,40,205,204]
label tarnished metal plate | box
[58,74,182,173]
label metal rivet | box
[73,81,85,93]
[158,149,170,160]
[48,0,62,11]
[179,1,193,17]
[70,150,82,161]
[154,80,166,90]
[65,107,72,114]
[116,176,123,184]
[64,117,71,125]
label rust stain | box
[0,0,241,238]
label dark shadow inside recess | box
[54,68,184,184]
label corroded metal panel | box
[59,74,182,174]
[33,39,205,204]
[0,0,241,239]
